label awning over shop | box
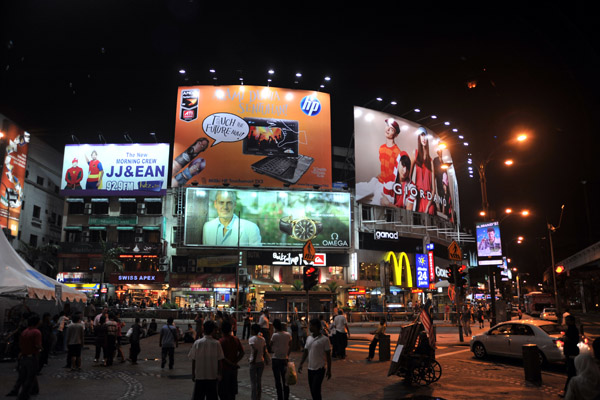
[64,226,83,231]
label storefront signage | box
[416,253,429,289]
[56,272,95,284]
[271,252,327,266]
[109,272,165,284]
[348,287,366,295]
[435,266,449,279]
[374,230,399,241]
[428,251,435,282]
[169,273,236,288]
[60,143,170,196]
[383,251,414,288]
[89,216,138,226]
[184,188,350,248]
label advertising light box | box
[354,107,459,224]
[60,143,170,196]
[0,114,30,236]
[184,188,350,248]
[476,221,502,257]
[173,86,332,189]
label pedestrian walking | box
[95,316,108,365]
[270,319,292,400]
[6,314,41,399]
[104,313,118,366]
[114,314,126,363]
[242,313,252,340]
[462,308,472,337]
[444,304,450,322]
[128,318,142,364]
[560,315,580,397]
[38,313,53,372]
[66,314,85,371]
[159,317,179,369]
[218,320,244,400]
[564,352,600,400]
[188,320,224,400]
[298,318,332,400]
[517,308,523,320]
[366,318,386,361]
[332,309,350,359]
[477,307,485,329]
[249,324,268,400]
[56,311,69,352]
[258,310,270,348]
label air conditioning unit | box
[238,268,248,276]
[84,203,92,214]
[135,227,143,234]
[134,236,143,243]
[82,231,90,242]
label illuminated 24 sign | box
[383,251,414,288]
[416,253,429,289]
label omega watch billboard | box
[183,188,351,248]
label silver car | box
[470,319,588,366]
[540,308,558,322]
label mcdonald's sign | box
[383,251,414,288]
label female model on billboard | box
[410,128,436,214]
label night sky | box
[2,2,599,282]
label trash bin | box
[379,334,391,361]
[522,344,542,385]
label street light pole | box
[547,205,565,318]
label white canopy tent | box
[0,230,86,303]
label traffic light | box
[303,266,319,291]
[447,265,455,284]
[555,265,565,274]
[458,266,468,288]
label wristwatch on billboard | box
[279,216,323,241]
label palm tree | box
[99,238,124,273]
[291,280,303,291]
[17,241,60,277]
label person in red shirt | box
[85,150,104,190]
[7,314,42,398]
[218,320,244,400]
[64,158,83,190]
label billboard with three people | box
[353,106,460,224]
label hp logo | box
[300,96,322,116]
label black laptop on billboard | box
[243,118,314,185]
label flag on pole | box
[420,299,436,348]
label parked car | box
[470,319,590,366]
[540,308,558,322]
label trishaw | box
[387,320,442,386]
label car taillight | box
[553,339,564,348]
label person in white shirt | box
[258,310,271,349]
[298,319,332,400]
[333,310,350,359]
[188,320,224,400]
[248,324,267,400]
[270,319,292,400]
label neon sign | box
[383,251,414,288]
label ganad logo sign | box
[383,251,414,288]
[374,230,399,241]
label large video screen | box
[172,86,332,189]
[0,114,30,236]
[354,107,459,224]
[184,188,350,248]
[476,221,502,257]
[59,143,170,196]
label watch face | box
[292,219,316,241]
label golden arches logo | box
[383,251,413,287]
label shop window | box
[120,201,137,215]
[89,229,107,242]
[65,230,82,243]
[68,202,85,214]
[292,266,303,280]
[118,230,135,243]
[92,202,109,215]
[145,200,162,215]
[359,262,380,281]
[120,255,159,272]
[329,266,344,280]
[255,265,272,279]
[143,230,160,243]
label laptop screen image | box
[243,118,299,157]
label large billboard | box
[184,188,350,248]
[173,86,332,189]
[59,143,170,196]
[354,107,459,224]
[476,221,502,257]
[0,114,30,236]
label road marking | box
[436,348,470,358]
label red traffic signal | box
[555,265,565,274]
[303,266,319,290]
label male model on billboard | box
[64,158,83,190]
[377,119,402,205]
[85,150,103,189]
[478,227,502,256]
[202,190,262,246]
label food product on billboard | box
[184,188,350,248]
[173,157,206,188]
[201,190,262,246]
[279,216,324,241]
[85,150,104,189]
[172,137,209,176]
[64,158,83,190]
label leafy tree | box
[99,238,124,273]
[17,241,59,277]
